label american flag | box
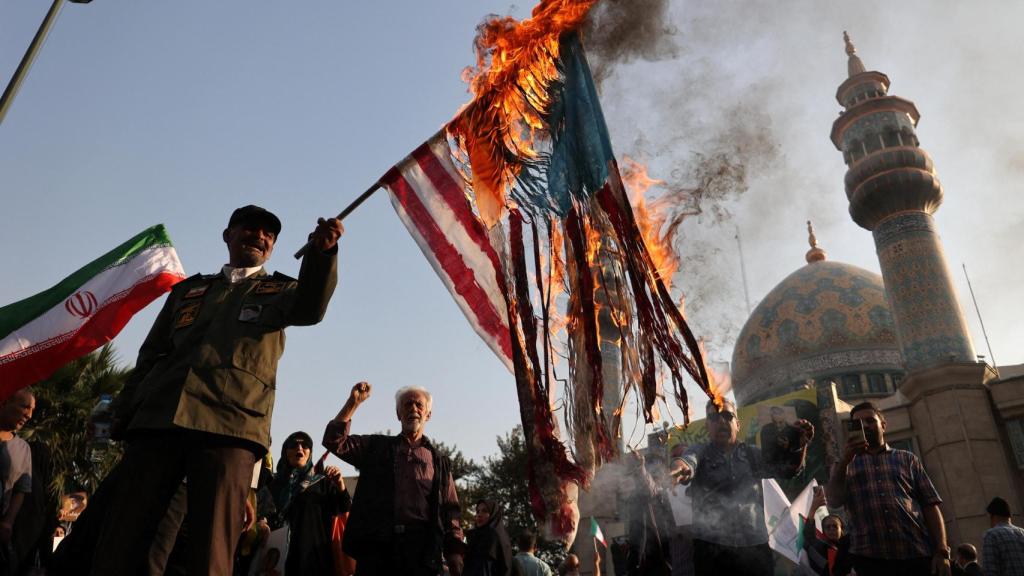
[380,134,514,371]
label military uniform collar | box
[221,264,266,284]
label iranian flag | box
[590,516,607,547]
[0,225,185,398]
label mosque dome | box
[730,223,905,404]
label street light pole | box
[0,0,66,126]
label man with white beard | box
[322,382,464,576]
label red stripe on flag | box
[385,171,513,362]
[0,271,182,399]
[410,144,506,281]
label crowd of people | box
[0,205,1022,575]
[664,398,1024,576]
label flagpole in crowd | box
[293,181,382,259]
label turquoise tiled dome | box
[730,260,903,404]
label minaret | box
[830,31,974,371]
[830,32,1020,545]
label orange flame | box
[619,156,681,289]
[452,0,599,227]
[700,341,728,409]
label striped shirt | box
[844,445,941,559]
[982,522,1024,576]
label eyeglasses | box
[708,411,736,423]
[286,440,310,449]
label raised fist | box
[350,381,371,405]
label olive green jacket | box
[113,249,337,451]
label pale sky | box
[2,1,1021,472]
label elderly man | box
[826,401,951,576]
[671,398,813,576]
[0,388,34,559]
[323,382,463,576]
[92,205,342,575]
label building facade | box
[730,33,1024,548]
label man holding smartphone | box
[826,401,951,576]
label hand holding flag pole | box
[293,181,383,259]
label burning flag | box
[0,225,185,399]
[377,1,714,545]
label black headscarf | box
[270,431,317,516]
[464,499,513,576]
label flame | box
[700,340,729,409]
[620,156,681,289]
[452,0,599,227]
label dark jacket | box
[323,422,461,572]
[113,249,337,451]
[464,500,512,576]
[801,516,850,576]
[268,464,351,576]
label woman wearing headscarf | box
[267,431,351,576]
[463,499,513,576]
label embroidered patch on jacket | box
[183,285,209,299]
[255,281,285,295]
[174,301,201,329]
[238,304,262,323]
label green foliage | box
[432,439,481,482]
[19,344,129,504]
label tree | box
[463,426,565,566]
[432,439,481,483]
[19,344,129,504]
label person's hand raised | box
[810,486,827,512]
[842,434,867,465]
[309,217,344,252]
[324,465,345,490]
[350,381,371,405]
[792,419,815,446]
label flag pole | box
[0,0,66,125]
[293,181,382,259]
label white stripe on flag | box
[382,135,513,371]
[0,245,184,360]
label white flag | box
[763,479,818,564]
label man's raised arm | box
[322,382,372,468]
[288,217,343,326]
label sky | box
[2,1,1021,474]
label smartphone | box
[846,419,867,444]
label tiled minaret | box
[830,32,975,371]
[830,32,1019,545]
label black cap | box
[228,205,281,237]
[987,497,1012,517]
[282,430,313,449]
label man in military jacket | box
[91,205,342,576]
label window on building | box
[867,373,887,394]
[891,373,903,389]
[1005,419,1024,469]
[865,136,881,154]
[842,374,862,397]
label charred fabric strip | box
[507,210,588,532]
[531,219,554,396]
[564,205,615,463]
[595,180,713,423]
